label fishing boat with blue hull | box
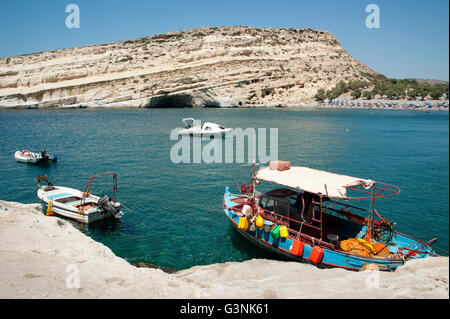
[223,162,439,271]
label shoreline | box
[0,200,448,298]
[0,103,448,112]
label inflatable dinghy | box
[14,150,57,164]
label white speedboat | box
[36,173,122,224]
[15,150,57,164]
[178,118,232,136]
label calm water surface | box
[0,108,448,269]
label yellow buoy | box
[46,200,54,216]
[279,225,288,238]
[255,215,264,229]
[238,217,248,231]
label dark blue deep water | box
[0,108,448,269]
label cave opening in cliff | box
[148,94,194,108]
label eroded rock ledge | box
[0,200,447,298]
[0,26,380,109]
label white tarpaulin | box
[256,166,374,199]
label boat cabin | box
[257,188,371,248]
[253,166,400,249]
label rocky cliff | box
[0,26,380,108]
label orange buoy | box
[309,246,324,264]
[291,240,304,257]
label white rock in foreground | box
[0,200,448,299]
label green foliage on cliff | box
[363,90,373,99]
[316,76,448,101]
[351,89,361,99]
[314,88,326,101]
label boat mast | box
[251,162,256,204]
[319,196,323,241]
[370,183,376,239]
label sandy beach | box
[0,200,448,299]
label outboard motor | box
[41,150,57,162]
[98,195,121,218]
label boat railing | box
[257,206,323,240]
[257,206,335,249]
[256,200,385,246]
[396,235,440,257]
[79,172,118,212]
[254,206,439,257]
[399,245,440,258]
[254,196,360,239]
[324,202,376,224]
[344,181,401,200]
[323,200,372,215]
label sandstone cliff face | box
[0,26,379,108]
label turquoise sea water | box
[0,108,448,269]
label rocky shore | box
[0,200,448,299]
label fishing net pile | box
[339,238,391,258]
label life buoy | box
[21,150,31,156]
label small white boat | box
[36,173,122,224]
[15,150,57,164]
[178,118,232,136]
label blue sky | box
[0,0,448,80]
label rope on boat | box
[120,203,139,214]
[295,222,305,241]
[431,246,449,255]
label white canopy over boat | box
[256,166,374,199]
